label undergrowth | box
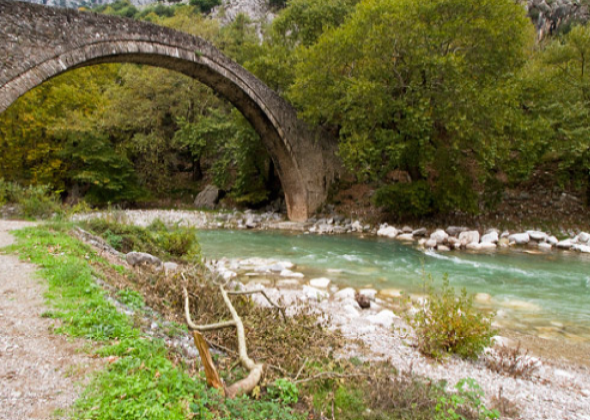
[7,222,501,420]
[8,223,302,419]
[80,217,201,263]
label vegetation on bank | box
[5,220,506,419]
[1,0,590,219]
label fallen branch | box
[183,283,265,398]
[294,372,364,385]
[227,289,287,321]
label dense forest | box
[2,0,590,219]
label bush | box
[189,0,221,14]
[267,379,299,404]
[81,217,201,262]
[405,274,495,360]
[373,180,434,217]
[0,180,62,219]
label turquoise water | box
[198,229,590,342]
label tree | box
[288,0,534,213]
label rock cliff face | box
[526,0,590,38]
[16,0,158,7]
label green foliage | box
[267,378,299,404]
[82,217,201,262]
[0,180,62,219]
[116,288,145,310]
[435,379,499,420]
[189,0,221,14]
[405,274,495,360]
[289,0,534,213]
[373,181,433,217]
[9,224,303,419]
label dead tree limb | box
[227,289,287,321]
[183,285,264,399]
[192,331,224,395]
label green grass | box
[8,223,303,420]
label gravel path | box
[0,221,98,420]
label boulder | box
[575,232,590,244]
[538,242,552,251]
[194,185,221,209]
[478,242,497,250]
[498,237,510,247]
[366,310,399,328]
[527,230,548,242]
[163,261,179,273]
[377,225,399,238]
[547,236,558,246]
[424,239,437,248]
[126,252,162,267]
[448,237,460,247]
[574,244,590,254]
[318,224,334,234]
[437,245,451,252]
[334,287,356,300]
[480,231,499,244]
[446,226,468,236]
[430,229,448,244]
[508,232,530,245]
[302,286,329,301]
[412,227,428,237]
[351,220,363,232]
[557,239,573,249]
[280,269,304,278]
[402,226,413,233]
[396,233,414,241]
[342,304,360,318]
[309,278,331,288]
[355,292,371,309]
[359,288,377,300]
[459,230,480,246]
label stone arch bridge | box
[0,0,341,221]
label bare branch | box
[182,286,236,331]
[227,289,287,321]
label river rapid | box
[198,229,590,343]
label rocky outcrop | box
[194,185,221,209]
[526,0,590,39]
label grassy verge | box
[8,223,303,419]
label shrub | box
[189,0,221,14]
[267,378,299,404]
[81,218,201,262]
[373,180,434,217]
[0,180,62,219]
[405,274,495,360]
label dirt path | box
[0,221,97,420]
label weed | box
[484,343,540,379]
[0,179,62,219]
[405,273,495,360]
[116,288,144,310]
[267,378,299,404]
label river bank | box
[67,213,590,418]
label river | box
[198,229,590,343]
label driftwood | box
[183,284,269,398]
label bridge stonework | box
[0,0,341,221]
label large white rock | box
[546,236,558,245]
[163,261,179,273]
[478,242,497,250]
[366,310,399,328]
[126,252,162,267]
[538,242,552,251]
[480,231,499,244]
[424,239,437,248]
[557,239,573,249]
[576,232,590,244]
[459,230,480,246]
[437,245,451,252]
[573,244,590,254]
[396,233,414,241]
[508,232,530,245]
[377,225,399,238]
[359,289,377,300]
[309,277,331,288]
[334,287,356,300]
[527,230,548,242]
[318,224,334,234]
[280,269,304,278]
[430,229,449,244]
[351,220,362,232]
[302,285,329,301]
[342,304,360,318]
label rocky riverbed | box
[74,208,590,256]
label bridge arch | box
[0,0,340,220]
